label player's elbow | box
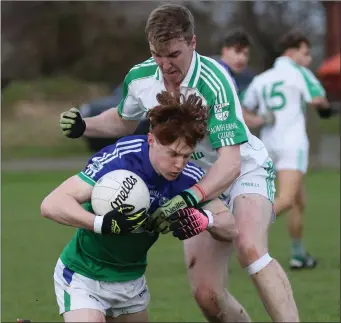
[40,195,54,219]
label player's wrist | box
[181,189,199,206]
[185,184,206,205]
[93,216,104,234]
[202,209,214,230]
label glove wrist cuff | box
[183,189,200,206]
[203,209,214,229]
[93,216,103,234]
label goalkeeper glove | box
[93,204,148,235]
[169,207,214,240]
[146,190,199,233]
[59,107,86,138]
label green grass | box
[1,170,340,322]
[1,140,89,161]
[2,75,109,110]
[319,116,340,135]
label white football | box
[91,169,150,216]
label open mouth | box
[165,70,178,76]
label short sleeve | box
[77,150,121,186]
[241,80,259,112]
[298,66,326,103]
[117,72,145,120]
[207,85,248,149]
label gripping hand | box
[94,204,148,235]
[59,107,86,138]
[146,190,198,234]
[169,207,214,240]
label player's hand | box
[261,110,275,126]
[94,204,148,235]
[316,104,339,119]
[168,207,214,240]
[59,107,86,138]
[146,190,198,233]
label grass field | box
[1,169,340,322]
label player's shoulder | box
[198,54,233,82]
[180,162,206,183]
[125,57,158,85]
[89,135,147,163]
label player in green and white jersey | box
[242,30,331,269]
[59,4,299,322]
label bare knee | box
[193,285,225,319]
[235,234,267,268]
[276,193,296,212]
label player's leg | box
[288,180,317,269]
[274,169,303,216]
[104,276,150,323]
[230,165,299,322]
[184,230,251,322]
[54,259,108,322]
[106,310,148,322]
[276,148,317,268]
[64,309,106,322]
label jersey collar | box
[154,51,201,89]
[274,56,298,68]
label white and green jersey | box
[242,56,326,150]
[118,51,270,178]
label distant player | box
[41,92,237,322]
[219,29,275,126]
[242,29,332,269]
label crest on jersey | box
[213,102,230,121]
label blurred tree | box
[226,1,325,71]
[1,1,219,86]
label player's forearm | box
[310,97,329,109]
[192,147,241,201]
[208,210,238,241]
[41,194,95,230]
[204,200,238,241]
[84,108,139,138]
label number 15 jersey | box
[242,56,326,150]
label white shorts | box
[54,258,150,318]
[222,159,276,217]
[268,147,309,174]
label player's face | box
[294,42,312,67]
[222,45,250,74]
[148,134,194,181]
[150,36,196,86]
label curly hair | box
[147,91,209,148]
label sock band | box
[245,253,273,275]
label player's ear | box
[191,35,197,50]
[147,133,154,146]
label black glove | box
[94,204,148,235]
[59,107,86,138]
[316,106,339,119]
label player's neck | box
[164,80,180,94]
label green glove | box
[146,190,199,234]
[59,107,86,138]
